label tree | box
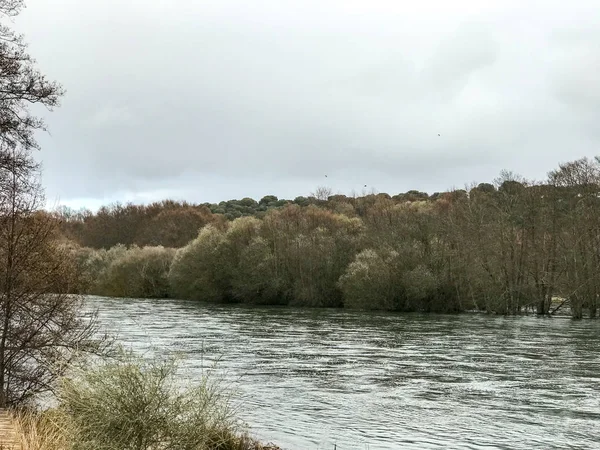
[0,1,100,407]
[168,225,230,301]
[261,205,364,307]
[549,157,600,318]
[135,206,213,248]
[96,246,176,299]
[232,236,284,304]
[339,249,400,310]
[0,0,63,152]
[311,186,333,202]
[0,147,100,406]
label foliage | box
[231,236,283,304]
[169,226,230,302]
[58,354,241,450]
[95,246,176,299]
[257,205,365,307]
[69,244,128,294]
[12,409,73,450]
[58,201,218,250]
[339,248,400,310]
[62,156,600,318]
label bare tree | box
[0,0,63,152]
[311,186,333,202]
[0,146,102,407]
[0,1,99,406]
[549,157,600,318]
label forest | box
[58,156,600,319]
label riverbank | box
[6,353,281,450]
[10,411,281,450]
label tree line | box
[57,191,440,250]
[69,156,600,319]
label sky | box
[12,0,600,210]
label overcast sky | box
[13,0,600,210]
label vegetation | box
[0,148,102,408]
[0,0,594,447]
[10,353,280,450]
[65,156,600,318]
[0,0,102,408]
[70,244,176,299]
[0,0,63,153]
[58,201,222,250]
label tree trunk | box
[536,299,546,315]
[572,298,583,319]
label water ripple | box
[87,297,600,450]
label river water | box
[88,296,600,449]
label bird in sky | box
[438,133,441,136]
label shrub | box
[70,244,128,294]
[169,226,230,301]
[97,246,176,298]
[57,353,258,450]
[339,248,401,310]
[12,354,278,450]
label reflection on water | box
[87,296,600,449]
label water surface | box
[88,296,600,449]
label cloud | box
[14,0,600,209]
[83,105,136,128]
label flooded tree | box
[549,157,600,319]
[65,151,600,318]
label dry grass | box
[11,409,72,450]
[10,409,282,450]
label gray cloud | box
[15,0,600,209]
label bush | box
[97,246,176,298]
[69,244,128,294]
[12,354,278,450]
[169,226,230,301]
[339,248,400,310]
[59,354,243,450]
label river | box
[88,296,600,449]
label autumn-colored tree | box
[260,205,364,307]
[135,205,214,248]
